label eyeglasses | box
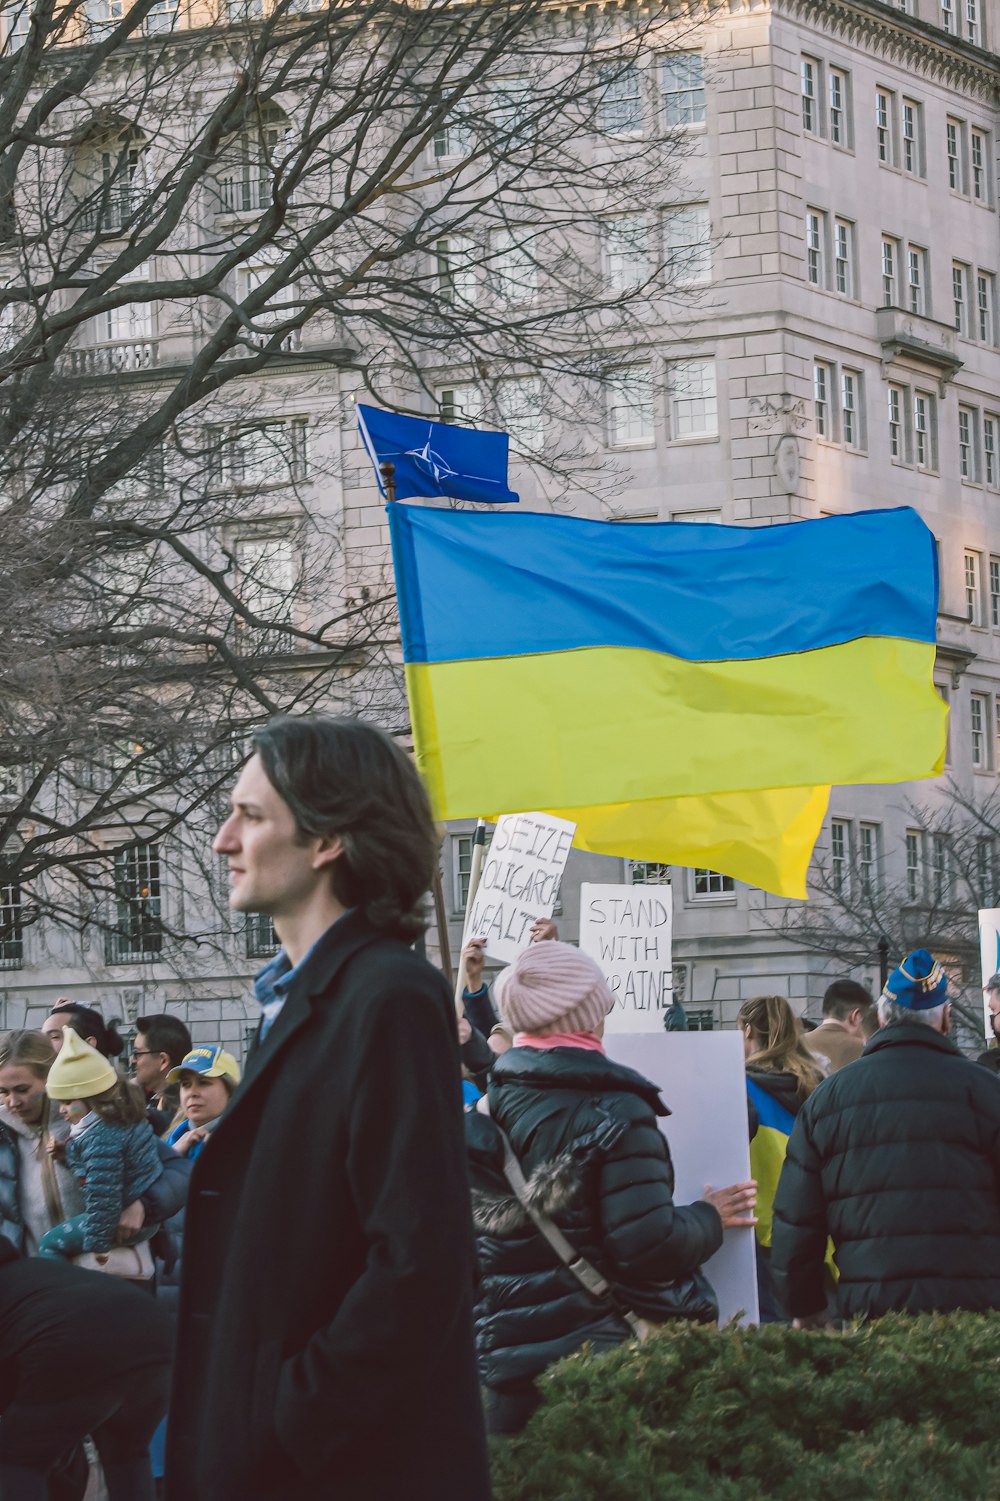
[130,1050,158,1060]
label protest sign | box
[578,883,672,1033]
[606,1030,758,1326]
[979,908,1000,1039]
[465,812,575,964]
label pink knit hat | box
[496,941,615,1036]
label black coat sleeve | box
[598,1112,723,1283]
[770,1106,829,1318]
[271,963,475,1469]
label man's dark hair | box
[252,714,437,942]
[49,1001,125,1061]
[136,1013,192,1067]
[822,979,874,1022]
[985,972,1000,994]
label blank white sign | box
[605,1030,759,1326]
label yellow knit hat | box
[46,1026,117,1101]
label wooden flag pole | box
[453,820,487,1015]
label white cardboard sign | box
[578,883,673,1033]
[465,812,576,964]
[979,908,1000,1040]
[605,1031,759,1327]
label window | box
[628,861,671,885]
[603,213,651,290]
[108,843,162,963]
[830,819,850,895]
[669,359,717,439]
[692,870,735,897]
[100,260,152,345]
[986,419,999,487]
[664,203,711,285]
[959,407,980,481]
[902,99,924,176]
[662,53,705,128]
[213,420,308,488]
[2,3,30,51]
[86,135,147,235]
[433,118,471,161]
[490,230,537,306]
[967,0,981,43]
[975,272,996,345]
[907,246,927,315]
[814,361,832,438]
[599,63,643,135]
[977,838,996,904]
[972,130,990,203]
[220,106,289,215]
[947,117,967,193]
[881,236,899,305]
[905,830,924,902]
[829,68,850,147]
[841,369,864,450]
[932,833,952,903]
[434,236,477,306]
[143,0,177,32]
[858,823,880,897]
[876,88,895,165]
[606,366,655,448]
[971,692,990,767]
[806,209,825,286]
[990,556,1000,623]
[966,549,982,623]
[953,262,971,335]
[888,384,904,458]
[913,390,936,470]
[834,219,854,297]
[487,77,534,147]
[0,881,22,970]
[452,832,491,909]
[801,57,819,134]
[244,913,278,960]
[686,1010,715,1032]
[235,536,296,652]
[941,0,956,33]
[438,384,484,424]
[497,377,544,454]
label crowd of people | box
[0,714,999,1500]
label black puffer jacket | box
[772,1022,1000,1319]
[466,1047,723,1391]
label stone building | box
[2,0,997,1052]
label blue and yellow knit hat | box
[881,948,948,1010]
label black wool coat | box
[165,911,490,1501]
[771,1022,1000,1320]
[467,1047,723,1391]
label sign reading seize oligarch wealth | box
[579,882,673,1033]
[466,812,576,964]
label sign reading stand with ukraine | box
[388,504,947,899]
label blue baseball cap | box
[166,1043,241,1086]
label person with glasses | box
[131,1015,192,1137]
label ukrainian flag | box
[388,505,946,897]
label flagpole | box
[381,455,457,987]
[453,820,487,1015]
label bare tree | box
[0,0,704,957]
[766,782,1000,1046]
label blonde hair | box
[0,1029,56,1137]
[738,995,824,1103]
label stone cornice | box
[773,0,1000,100]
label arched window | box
[77,128,149,236]
[219,104,291,215]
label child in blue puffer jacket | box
[37,1028,162,1258]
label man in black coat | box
[0,1234,171,1501]
[772,949,1000,1324]
[165,716,489,1501]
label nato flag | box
[357,404,519,505]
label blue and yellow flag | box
[387,505,946,897]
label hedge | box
[490,1314,1000,1500]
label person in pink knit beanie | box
[493,941,613,1044]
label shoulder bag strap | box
[495,1123,647,1341]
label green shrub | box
[490,1314,1000,1500]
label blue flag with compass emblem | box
[356,404,520,505]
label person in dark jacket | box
[738,995,824,1324]
[166,715,489,1501]
[468,940,756,1436]
[772,949,1000,1324]
[0,1232,172,1501]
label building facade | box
[2,0,998,1051]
